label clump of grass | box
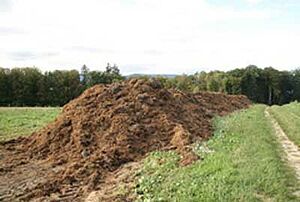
[134,105,299,201]
[0,107,60,141]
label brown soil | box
[0,79,250,201]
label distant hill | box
[125,74,178,79]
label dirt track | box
[0,79,250,201]
[265,108,300,196]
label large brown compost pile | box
[0,78,250,201]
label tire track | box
[265,108,300,197]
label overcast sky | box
[0,0,299,74]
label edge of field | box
[128,105,299,201]
[268,102,300,147]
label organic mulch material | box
[0,79,250,201]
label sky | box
[0,0,299,75]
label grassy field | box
[134,105,299,201]
[0,107,60,141]
[269,102,300,147]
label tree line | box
[0,64,123,106]
[158,65,300,105]
[0,64,300,106]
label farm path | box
[265,108,300,196]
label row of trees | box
[159,65,300,105]
[0,64,124,106]
[0,64,300,106]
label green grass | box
[134,105,299,202]
[269,102,300,147]
[0,107,60,141]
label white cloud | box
[0,0,299,74]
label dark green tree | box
[0,68,11,105]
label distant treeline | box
[0,64,300,106]
[158,65,299,105]
[0,64,123,106]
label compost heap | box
[0,79,250,201]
